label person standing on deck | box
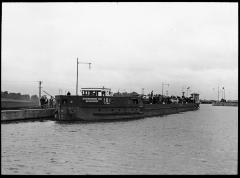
[49,97,54,108]
[44,96,48,108]
[40,96,45,108]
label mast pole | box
[39,81,42,106]
[76,58,79,96]
[222,87,223,100]
[162,83,163,96]
[162,83,169,96]
[224,87,225,100]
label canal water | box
[1,104,238,175]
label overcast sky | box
[2,2,238,100]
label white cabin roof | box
[81,87,111,91]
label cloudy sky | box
[2,2,238,100]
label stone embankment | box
[1,108,55,122]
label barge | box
[54,87,200,121]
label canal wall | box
[1,108,56,121]
[1,98,39,110]
[212,102,238,106]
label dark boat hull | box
[143,103,199,117]
[56,102,199,121]
[57,106,144,121]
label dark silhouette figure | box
[44,97,48,108]
[49,97,54,108]
[40,96,45,108]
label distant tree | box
[8,93,17,99]
[220,98,226,102]
[1,91,34,100]
[130,92,139,96]
[21,94,30,100]
[1,91,9,98]
[31,95,39,101]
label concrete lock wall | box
[1,109,55,121]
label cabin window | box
[62,99,67,104]
[102,91,106,96]
[132,99,139,104]
[103,98,111,104]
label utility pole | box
[182,91,185,97]
[38,81,42,106]
[224,87,225,100]
[162,82,169,96]
[76,58,79,95]
[222,87,225,100]
[186,87,190,97]
[76,58,92,96]
[142,88,145,95]
[222,87,223,100]
[59,89,62,95]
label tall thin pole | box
[222,88,223,100]
[39,81,42,106]
[59,89,62,95]
[162,83,169,96]
[162,83,163,96]
[222,87,225,100]
[75,59,92,96]
[217,85,219,102]
[76,58,79,96]
[142,88,144,95]
[224,87,225,100]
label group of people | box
[39,91,71,108]
[143,92,195,104]
[40,95,55,108]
